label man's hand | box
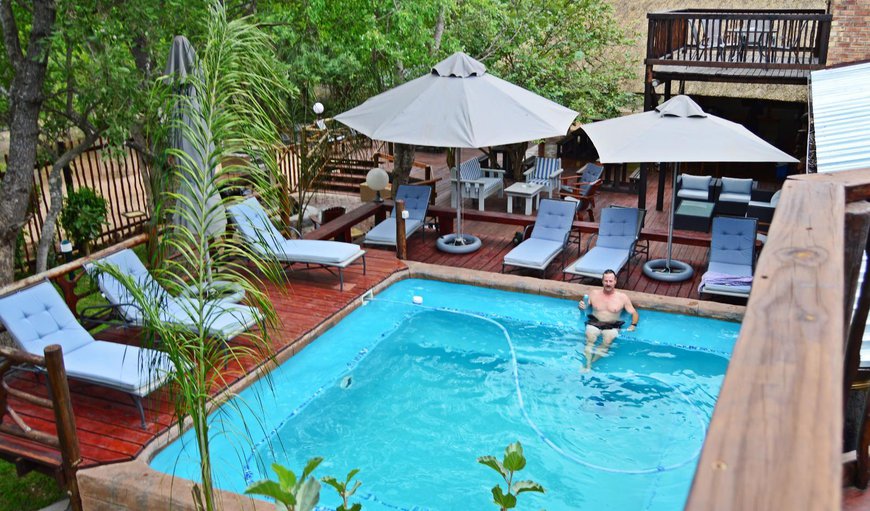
[578,300,586,310]
[627,324,636,332]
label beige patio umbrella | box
[335,52,577,252]
[581,95,798,281]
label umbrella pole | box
[455,147,464,243]
[666,162,679,270]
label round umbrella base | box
[436,234,482,254]
[643,259,694,282]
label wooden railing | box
[646,9,831,69]
[13,139,150,270]
[684,168,870,510]
[0,345,83,511]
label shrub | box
[60,186,108,255]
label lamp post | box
[365,168,389,203]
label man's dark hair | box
[603,269,616,277]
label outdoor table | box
[673,199,715,232]
[504,182,545,215]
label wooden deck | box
[399,149,744,302]
[0,248,405,472]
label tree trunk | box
[432,6,445,54]
[392,143,415,187]
[35,132,100,272]
[508,142,527,181]
[0,0,57,284]
[129,128,156,217]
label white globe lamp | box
[365,167,389,203]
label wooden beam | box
[304,202,382,241]
[0,233,148,298]
[686,180,843,511]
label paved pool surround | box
[77,262,745,510]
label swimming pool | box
[150,279,739,511]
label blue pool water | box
[150,279,739,511]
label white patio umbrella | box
[165,35,226,239]
[335,52,577,252]
[581,95,797,281]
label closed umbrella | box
[581,95,797,281]
[165,35,226,238]
[336,52,577,251]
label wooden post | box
[656,163,667,211]
[843,203,870,407]
[638,163,648,210]
[395,199,407,260]
[43,345,83,511]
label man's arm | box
[623,295,639,331]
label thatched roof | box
[608,0,827,102]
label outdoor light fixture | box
[313,102,326,129]
[60,239,74,262]
[365,167,389,203]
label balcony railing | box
[646,9,832,70]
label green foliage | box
[322,468,363,511]
[0,459,65,511]
[245,459,323,511]
[256,0,634,123]
[59,186,108,254]
[478,441,545,510]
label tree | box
[0,0,57,284]
[257,0,633,182]
[33,0,211,272]
[96,4,295,510]
[256,0,454,186]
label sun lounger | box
[502,199,576,277]
[86,248,260,338]
[0,281,175,427]
[228,197,366,290]
[365,184,432,247]
[563,207,641,282]
[699,216,757,298]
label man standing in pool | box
[578,269,639,371]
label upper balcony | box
[645,9,832,85]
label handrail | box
[686,168,870,510]
[0,345,83,510]
[645,9,831,70]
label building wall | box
[827,0,870,65]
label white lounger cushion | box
[0,282,174,397]
[88,249,259,340]
[62,340,173,396]
[229,197,365,266]
[565,246,630,278]
[503,238,563,270]
[364,218,423,246]
[273,239,364,266]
